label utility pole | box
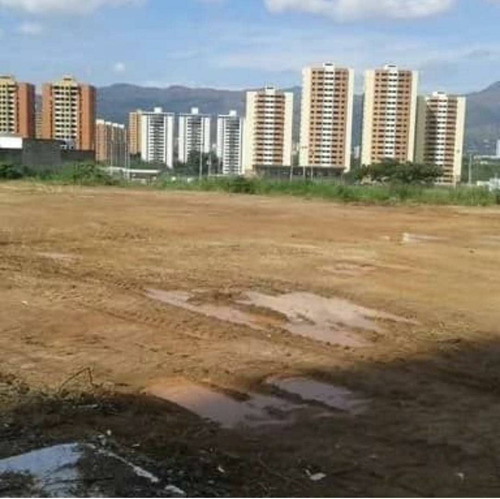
[468,153,473,187]
[198,125,203,180]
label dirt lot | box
[1,182,500,496]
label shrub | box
[56,163,118,186]
[0,163,23,180]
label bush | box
[55,163,118,186]
[359,160,443,185]
[0,163,23,180]
[226,177,259,194]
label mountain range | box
[97,82,500,155]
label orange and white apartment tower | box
[0,75,36,138]
[415,92,466,186]
[128,109,142,156]
[243,86,294,174]
[300,63,354,172]
[41,76,96,151]
[95,119,128,166]
[361,65,419,166]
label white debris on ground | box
[0,443,166,497]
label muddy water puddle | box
[146,289,415,348]
[239,291,414,346]
[146,380,304,429]
[146,289,262,330]
[268,377,368,415]
[0,443,163,497]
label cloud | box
[0,0,140,15]
[264,0,456,21]
[113,62,126,73]
[18,21,43,34]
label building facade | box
[140,107,175,167]
[361,65,418,166]
[243,87,294,173]
[217,110,244,176]
[129,110,142,156]
[415,92,466,185]
[41,76,96,151]
[0,75,35,139]
[178,108,211,164]
[95,119,128,167]
[300,63,354,172]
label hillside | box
[464,82,500,153]
[96,82,500,154]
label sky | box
[0,0,500,93]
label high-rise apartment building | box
[141,107,175,167]
[361,65,418,166]
[129,110,142,156]
[178,108,211,163]
[217,110,244,176]
[415,92,466,185]
[41,76,96,151]
[95,119,128,167]
[243,87,294,173]
[35,104,42,139]
[300,63,354,172]
[0,75,35,138]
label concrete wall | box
[0,138,62,171]
[22,139,62,169]
[61,149,95,164]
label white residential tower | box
[217,110,244,176]
[178,107,211,163]
[140,107,175,167]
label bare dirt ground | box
[1,182,500,497]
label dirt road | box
[1,183,500,496]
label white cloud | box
[113,62,126,73]
[264,0,456,21]
[18,21,43,34]
[0,0,140,15]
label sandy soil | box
[1,182,500,496]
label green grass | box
[155,176,499,207]
[2,163,499,207]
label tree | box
[174,150,220,177]
[357,160,443,185]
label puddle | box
[146,289,262,330]
[268,377,368,415]
[0,444,81,497]
[402,233,446,244]
[239,292,414,347]
[147,289,415,348]
[0,443,162,497]
[146,379,302,429]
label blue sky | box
[0,0,499,93]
